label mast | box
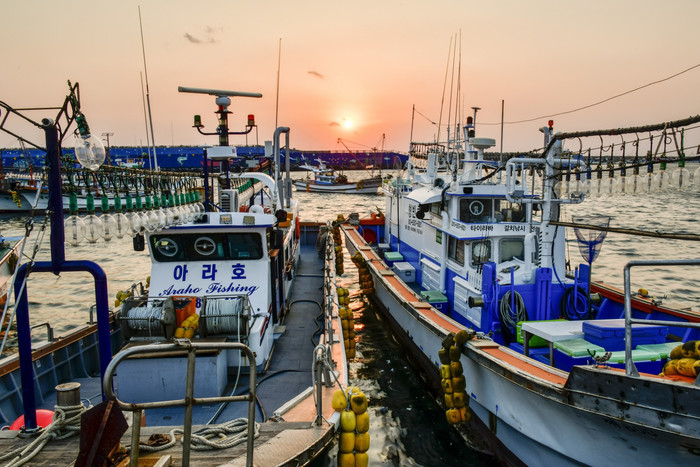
[138,6,159,171]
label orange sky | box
[2,1,699,153]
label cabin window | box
[447,236,465,266]
[500,238,524,262]
[495,200,525,223]
[429,203,442,217]
[460,198,491,223]
[470,240,491,265]
[151,232,263,262]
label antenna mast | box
[138,6,159,171]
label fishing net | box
[572,215,611,264]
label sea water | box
[1,170,698,465]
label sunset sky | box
[2,1,699,153]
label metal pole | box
[182,348,196,466]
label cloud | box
[329,121,340,127]
[307,70,324,79]
[184,33,202,44]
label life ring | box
[239,205,249,212]
[9,409,54,430]
[264,206,272,214]
[356,181,364,190]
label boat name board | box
[150,260,264,299]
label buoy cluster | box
[174,313,199,339]
[332,386,370,467]
[662,340,700,377]
[439,329,475,425]
[333,219,344,275]
[337,287,356,359]
[351,252,374,295]
[114,290,132,308]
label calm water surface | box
[2,169,698,465]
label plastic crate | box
[420,290,449,315]
[582,319,669,351]
[383,251,404,267]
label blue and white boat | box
[342,112,700,465]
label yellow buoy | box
[340,409,356,432]
[354,452,369,467]
[355,411,370,433]
[354,432,370,452]
[339,431,355,453]
[332,389,349,411]
[350,392,368,414]
[445,408,461,425]
[338,452,355,467]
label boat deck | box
[0,242,337,466]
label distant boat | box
[293,159,384,194]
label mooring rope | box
[135,418,259,453]
[0,403,87,467]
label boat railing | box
[103,340,257,467]
[623,259,700,385]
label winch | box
[119,296,176,340]
[199,295,251,339]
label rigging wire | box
[482,62,700,126]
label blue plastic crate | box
[582,319,668,351]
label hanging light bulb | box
[569,167,586,199]
[693,165,700,191]
[651,158,670,192]
[64,193,85,246]
[99,196,117,242]
[74,113,106,171]
[113,196,130,238]
[589,165,604,198]
[125,195,142,237]
[615,154,627,195]
[194,190,205,214]
[153,195,167,229]
[160,194,173,226]
[144,195,159,232]
[553,172,568,199]
[599,160,617,197]
[84,194,103,244]
[134,195,149,234]
[670,151,691,190]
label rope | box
[135,418,259,453]
[0,403,87,467]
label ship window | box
[496,201,526,223]
[500,238,524,262]
[460,199,491,223]
[470,240,491,265]
[447,236,465,266]
[150,232,263,262]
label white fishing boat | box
[293,159,383,194]
[341,111,700,465]
[0,83,351,466]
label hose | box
[498,290,528,345]
[560,286,595,320]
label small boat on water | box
[0,83,350,466]
[341,111,700,465]
[293,159,384,194]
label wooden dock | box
[0,420,334,466]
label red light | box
[248,114,255,126]
[548,120,554,128]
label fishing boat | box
[0,83,350,466]
[341,111,700,465]
[293,158,383,194]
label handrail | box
[103,340,257,467]
[623,259,700,386]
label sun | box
[343,119,353,129]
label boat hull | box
[292,179,382,194]
[343,224,700,466]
